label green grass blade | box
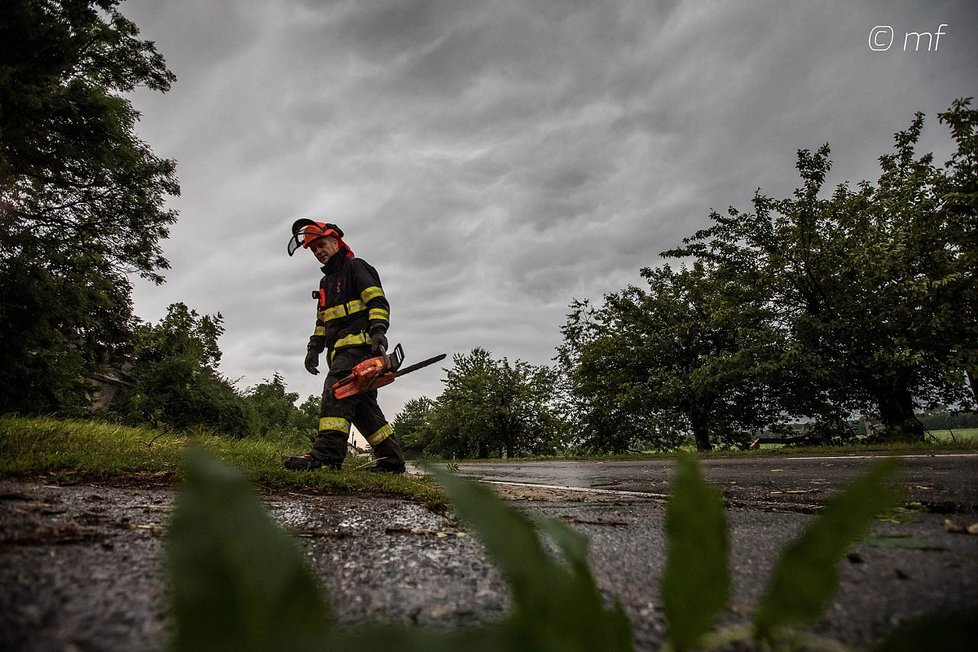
[429,465,633,651]
[754,458,900,641]
[166,448,332,652]
[661,454,731,651]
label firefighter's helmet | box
[287,219,352,257]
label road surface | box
[2,452,977,650]
[452,451,978,513]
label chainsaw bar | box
[394,353,447,377]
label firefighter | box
[284,220,406,473]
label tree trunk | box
[967,365,978,410]
[876,386,925,442]
[689,410,713,452]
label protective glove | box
[304,347,320,375]
[370,330,388,355]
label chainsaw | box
[332,343,446,400]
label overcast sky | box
[121,0,977,422]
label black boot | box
[368,463,405,474]
[372,436,406,474]
[283,453,340,471]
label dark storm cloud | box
[122,0,978,415]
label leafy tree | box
[114,303,253,438]
[0,0,178,414]
[561,264,777,452]
[422,348,566,459]
[557,299,634,453]
[297,393,321,433]
[0,252,137,414]
[392,396,436,458]
[937,98,978,406]
[668,102,977,442]
[244,373,317,443]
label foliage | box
[167,449,333,652]
[0,0,178,281]
[753,460,900,640]
[243,374,317,444]
[167,450,632,652]
[162,449,978,651]
[665,102,977,442]
[557,299,644,454]
[560,264,779,453]
[936,98,978,406]
[105,303,317,441]
[560,99,978,449]
[392,396,436,457]
[112,303,254,437]
[918,408,978,430]
[662,456,729,648]
[0,0,178,415]
[405,348,568,459]
[0,252,137,415]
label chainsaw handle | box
[388,343,404,372]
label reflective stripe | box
[366,423,393,446]
[320,300,367,323]
[368,308,389,321]
[313,325,326,337]
[361,286,385,303]
[319,417,351,434]
[334,332,371,349]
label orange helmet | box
[287,219,353,257]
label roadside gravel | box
[2,477,977,651]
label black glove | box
[370,330,388,355]
[304,347,320,375]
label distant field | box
[925,427,978,442]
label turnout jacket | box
[308,253,390,357]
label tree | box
[561,264,777,452]
[0,0,178,414]
[0,251,137,414]
[937,98,978,406]
[421,348,567,459]
[244,373,318,443]
[392,396,436,458]
[114,303,253,438]
[668,101,978,441]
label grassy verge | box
[0,416,448,508]
[436,434,978,465]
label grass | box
[0,416,448,508]
[428,432,978,465]
[925,427,978,443]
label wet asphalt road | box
[2,452,977,651]
[452,451,978,514]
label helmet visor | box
[287,220,339,256]
[287,231,316,256]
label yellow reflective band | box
[361,286,385,303]
[313,325,326,337]
[320,300,367,322]
[321,305,345,321]
[333,332,371,349]
[366,423,393,446]
[368,308,389,321]
[319,417,351,434]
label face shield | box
[287,219,344,256]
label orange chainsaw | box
[332,344,446,400]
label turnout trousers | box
[311,346,405,470]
